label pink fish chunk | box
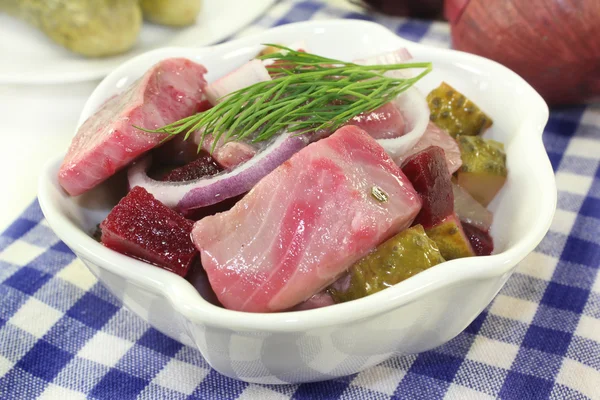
[192,125,421,313]
[349,102,406,139]
[59,58,208,196]
[197,135,257,169]
[395,122,462,174]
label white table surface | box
[0,82,98,232]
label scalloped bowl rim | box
[38,19,555,332]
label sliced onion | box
[354,48,414,80]
[205,59,271,105]
[376,87,430,159]
[352,48,429,156]
[128,133,307,214]
[452,182,493,232]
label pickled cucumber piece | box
[425,213,475,260]
[457,135,507,206]
[141,0,202,27]
[329,225,445,303]
[427,82,492,137]
[0,0,142,57]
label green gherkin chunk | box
[425,214,475,260]
[141,0,202,27]
[457,135,507,206]
[457,136,507,176]
[329,225,445,303]
[0,0,142,57]
[427,82,493,137]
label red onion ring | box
[128,133,307,215]
[377,87,430,159]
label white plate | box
[0,0,276,84]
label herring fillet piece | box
[192,126,422,313]
[58,58,207,196]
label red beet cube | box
[161,151,223,182]
[100,186,197,276]
[462,222,494,256]
[401,146,453,228]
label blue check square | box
[393,372,450,400]
[541,282,590,314]
[67,292,120,330]
[1,219,37,240]
[561,237,600,268]
[408,352,463,383]
[499,371,553,400]
[16,341,73,381]
[4,266,51,296]
[190,369,248,400]
[137,327,183,357]
[522,325,572,356]
[90,369,148,400]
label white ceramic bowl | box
[38,20,555,384]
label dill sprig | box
[137,45,432,151]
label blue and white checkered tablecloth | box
[1,1,599,399]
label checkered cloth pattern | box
[1,0,599,399]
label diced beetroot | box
[100,186,197,276]
[401,146,453,228]
[161,151,223,182]
[462,222,494,256]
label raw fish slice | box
[349,102,406,140]
[59,58,208,196]
[192,125,421,313]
